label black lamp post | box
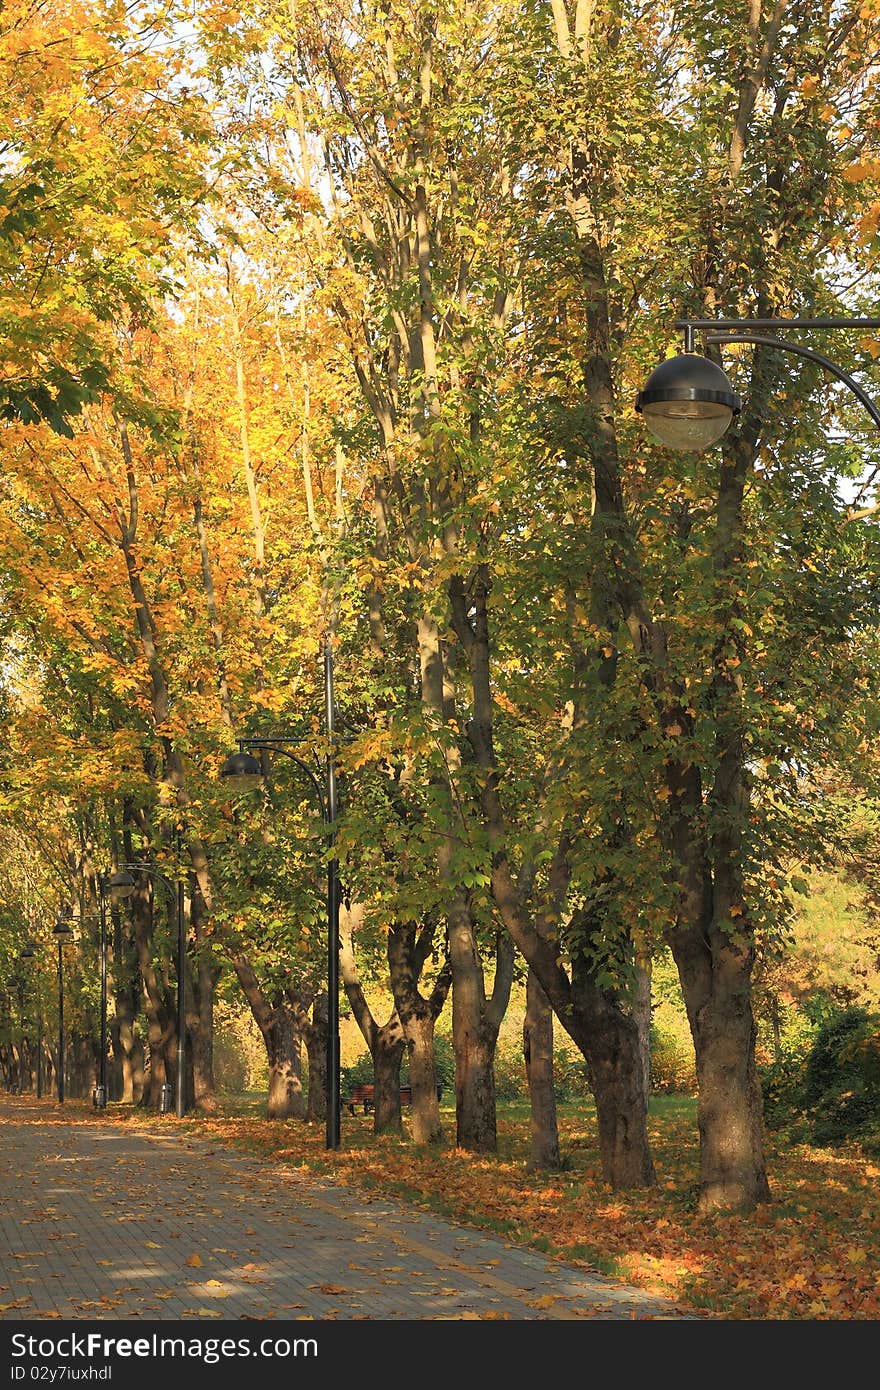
[53,911,74,1103]
[93,871,137,1108]
[19,940,41,1098]
[107,861,186,1117]
[219,637,341,1150]
[636,317,880,451]
[13,971,25,1093]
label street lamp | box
[19,940,42,1098]
[219,637,341,1150]
[53,911,74,1103]
[11,968,25,1093]
[92,871,137,1109]
[109,860,186,1118]
[636,317,880,451]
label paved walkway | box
[0,1097,685,1321]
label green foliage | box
[762,1006,880,1149]
[649,1023,698,1096]
[492,1043,526,1100]
[213,999,268,1093]
[427,1033,456,1090]
[340,1051,377,1093]
[550,1046,591,1102]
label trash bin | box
[93,1084,107,1109]
[159,1083,173,1114]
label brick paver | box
[0,1097,685,1320]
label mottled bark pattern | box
[303,994,327,1123]
[388,919,449,1144]
[523,968,560,1171]
[265,1001,305,1120]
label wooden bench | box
[342,1082,443,1114]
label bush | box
[762,1006,880,1148]
[341,1032,457,1093]
[804,1008,880,1145]
[493,1045,527,1100]
[340,1052,375,1093]
[759,1053,809,1133]
[650,1023,697,1094]
[803,1007,871,1102]
[552,1046,591,1101]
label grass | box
[104,1089,880,1320]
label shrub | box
[803,1007,871,1102]
[759,1053,809,1133]
[340,1051,375,1093]
[493,1045,527,1100]
[763,1007,880,1148]
[803,1008,880,1146]
[650,1022,697,1094]
[552,1046,591,1101]
[342,1032,457,1093]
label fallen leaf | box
[184,1254,203,1268]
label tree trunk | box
[112,898,142,1103]
[225,948,305,1118]
[266,997,305,1119]
[189,882,219,1111]
[304,993,327,1123]
[388,919,450,1144]
[339,901,407,1134]
[449,903,499,1153]
[771,994,782,1062]
[449,572,657,1189]
[406,1012,443,1144]
[672,927,770,1211]
[372,1026,406,1134]
[523,967,560,1171]
[128,885,174,1108]
[634,956,652,1108]
[572,965,656,1187]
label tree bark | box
[303,993,327,1123]
[226,948,305,1118]
[523,967,561,1171]
[339,902,408,1134]
[265,996,306,1120]
[372,1026,407,1134]
[449,570,655,1186]
[188,879,219,1111]
[388,919,450,1144]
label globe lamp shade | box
[636,353,741,451]
[219,750,264,791]
[107,870,137,902]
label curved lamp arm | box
[705,332,880,434]
[116,862,175,897]
[238,738,328,825]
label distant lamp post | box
[93,871,136,1109]
[53,911,74,1103]
[19,940,41,1097]
[111,860,186,1118]
[636,317,880,451]
[219,639,341,1150]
